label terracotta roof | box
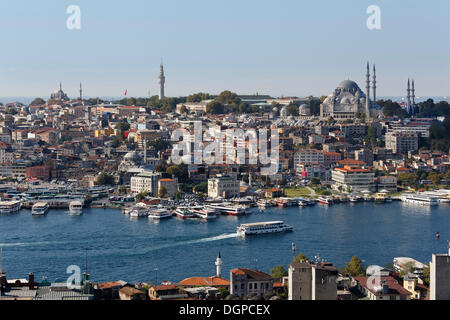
[230,268,273,280]
[152,284,178,291]
[338,159,365,165]
[178,276,230,287]
[98,281,124,289]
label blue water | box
[0,202,449,284]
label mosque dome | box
[299,104,310,116]
[338,80,359,91]
[124,151,141,162]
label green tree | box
[30,97,46,106]
[270,266,288,279]
[422,266,430,285]
[166,164,189,183]
[135,191,148,202]
[158,186,167,198]
[293,253,308,263]
[118,185,127,194]
[344,256,364,276]
[95,172,115,186]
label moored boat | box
[191,207,217,220]
[317,197,333,205]
[69,200,83,215]
[32,202,49,216]
[176,207,195,219]
[0,200,22,214]
[148,208,172,220]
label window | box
[254,283,258,289]
[249,283,252,290]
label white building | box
[130,172,162,196]
[430,246,450,300]
[332,166,375,192]
[208,175,240,199]
[385,131,418,155]
[294,149,324,167]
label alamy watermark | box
[367,5,381,30]
[66,5,81,30]
[170,122,279,175]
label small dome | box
[341,97,351,104]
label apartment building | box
[332,166,375,192]
[294,149,324,167]
[385,131,418,155]
[208,175,240,199]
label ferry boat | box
[176,208,195,219]
[206,203,246,216]
[191,207,217,220]
[374,192,387,204]
[317,197,333,205]
[148,208,172,220]
[257,199,275,208]
[69,200,83,215]
[401,194,439,206]
[0,200,22,214]
[32,202,49,216]
[237,221,293,236]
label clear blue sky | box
[0,0,449,98]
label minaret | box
[215,252,223,278]
[411,79,416,108]
[79,82,83,101]
[144,139,147,164]
[365,62,371,119]
[372,64,377,104]
[406,78,411,114]
[158,62,165,100]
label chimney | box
[28,273,35,290]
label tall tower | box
[158,62,165,100]
[411,79,416,107]
[372,64,377,103]
[406,78,411,114]
[365,62,371,119]
[215,252,223,278]
[79,82,83,101]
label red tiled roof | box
[178,276,230,287]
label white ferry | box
[207,203,246,216]
[32,202,49,216]
[191,207,217,220]
[69,200,83,215]
[129,207,149,217]
[148,208,172,220]
[175,207,195,219]
[237,221,293,236]
[401,194,439,206]
[0,200,22,214]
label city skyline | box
[0,0,449,98]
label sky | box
[0,0,449,99]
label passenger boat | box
[69,200,83,215]
[363,194,373,202]
[401,194,439,206]
[237,221,293,236]
[32,202,49,216]
[191,207,217,220]
[206,203,246,216]
[374,192,387,204]
[0,200,22,214]
[148,208,172,220]
[317,197,333,205]
[175,207,195,219]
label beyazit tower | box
[158,62,165,100]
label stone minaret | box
[406,78,411,114]
[372,64,376,104]
[158,63,165,100]
[365,62,371,118]
[79,82,83,101]
[411,79,415,106]
[215,252,223,278]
